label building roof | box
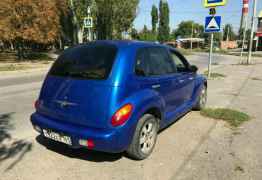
[176,38,205,43]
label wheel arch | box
[144,107,162,124]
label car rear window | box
[49,44,118,80]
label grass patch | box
[212,62,219,66]
[234,165,245,173]
[0,52,53,62]
[25,52,52,60]
[251,77,262,81]
[0,64,28,71]
[227,52,262,58]
[200,108,250,127]
[203,71,226,79]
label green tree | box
[174,21,204,39]
[203,32,222,48]
[138,25,157,41]
[158,0,170,42]
[56,0,73,48]
[131,28,139,40]
[69,0,96,43]
[238,28,252,47]
[151,5,158,33]
[223,24,236,41]
[95,0,138,40]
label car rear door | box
[134,48,160,92]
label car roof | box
[71,40,181,55]
[79,40,167,49]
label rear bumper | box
[30,112,134,153]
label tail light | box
[111,104,133,127]
[34,100,40,109]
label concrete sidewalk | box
[175,59,262,180]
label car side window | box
[169,50,189,73]
[147,47,176,76]
[135,48,150,76]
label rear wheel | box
[127,114,159,160]
[193,85,207,110]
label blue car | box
[31,41,207,160]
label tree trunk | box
[17,40,25,60]
[77,27,84,44]
[59,37,63,50]
[10,41,14,51]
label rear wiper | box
[69,71,104,79]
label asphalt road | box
[1,53,253,180]
[0,73,45,88]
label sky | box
[134,0,262,32]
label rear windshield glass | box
[49,44,118,80]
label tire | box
[193,85,207,111]
[127,114,159,160]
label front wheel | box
[193,86,207,110]
[127,114,159,160]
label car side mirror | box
[189,65,198,73]
[135,68,146,76]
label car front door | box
[169,49,195,109]
[145,47,179,117]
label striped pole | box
[243,0,249,15]
[240,0,249,60]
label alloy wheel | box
[200,87,207,107]
[139,121,157,154]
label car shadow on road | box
[36,135,123,162]
[158,113,188,134]
[0,112,32,171]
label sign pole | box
[204,0,226,78]
[87,7,91,41]
[208,33,214,78]
[190,23,194,51]
[83,7,93,42]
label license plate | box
[43,129,72,145]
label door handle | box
[178,79,185,83]
[152,84,161,89]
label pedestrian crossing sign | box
[205,16,221,33]
[83,17,93,28]
[204,0,227,8]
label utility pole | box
[226,25,230,50]
[226,25,229,42]
[190,23,194,50]
[240,16,248,59]
[247,0,257,64]
[240,0,249,59]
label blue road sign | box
[205,16,221,33]
[204,0,227,8]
